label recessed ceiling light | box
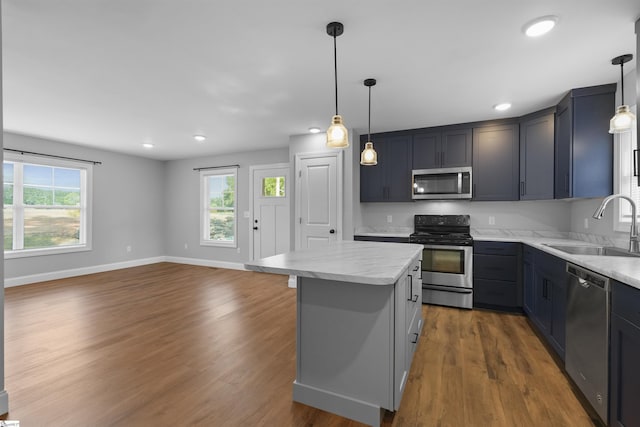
[142,143,154,149]
[193,135,207,142]
[494,103,512,112]
[308,127,321,134]
[523,16,558,37]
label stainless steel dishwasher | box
[565,263,610,423]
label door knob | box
[329,229,335,234]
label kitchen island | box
[245,241,423,427]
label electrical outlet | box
[488,216,495,225]
[237,247,241,254]
[126,245,132,253]
[584,218,589,229]
[387,215,393,223]
[184,243,188,250]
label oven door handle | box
[422,284,473,294]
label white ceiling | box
[2,1,640,161]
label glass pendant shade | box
[609,105,636,134]
[360,142,377,165]
[326,115,349,148]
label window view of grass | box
[208,174,235,242]
[4,161,83,251]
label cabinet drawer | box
[474,279,518,307]
[474,254,517,281]
[612,281,640,327]
[474,241,518,255]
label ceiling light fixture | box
[494,102,512,112]
[142,143,154,149]
[308,127,321,134]
[325,22,349,148]
[523,15,558,37]
[609,54,636,134]
[361,78,378,166]
[193,135,207,142]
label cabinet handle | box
[564,174,569,192]
[634,150,639,187]
[520,181,525,196]
[472,183,476,198]
[542,279,548,299]
[411,294,419,302]
[407,275,413,301]
[413,265,419,272]
[411,333,419,344]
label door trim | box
[249,163,291,261]
[294,151,343,250]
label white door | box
[251,165,290,260]
[296,153,342,250]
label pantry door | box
[295,152,342,250]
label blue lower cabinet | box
[522,246,566,360]
[473,242,520,311]
[610,281,640,427]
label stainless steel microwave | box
[412,167,472,200]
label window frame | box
[3,153,93,259]
[200,167,238,248]
[613,104,639,232]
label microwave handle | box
[457,172,463,194]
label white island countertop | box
[244,240,423,285]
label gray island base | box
[245,241,423,427]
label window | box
[262,176,285,197]
[201,168,237,247]
[3,153,92,258]
[614,104,639,231]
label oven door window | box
[422,247,465,274]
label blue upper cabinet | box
[554,84,615,199]
[412,127,472,169]
[519,109,555,200]
[472,123,520,201]
[360,133,412,202]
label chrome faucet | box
[592,194,639,253]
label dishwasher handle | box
[566,263,609,290]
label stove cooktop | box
[410,214,473,246]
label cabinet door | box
[549,277,566,359]
[572,91,614,198]
[522,249,535,316]
[472,124,520,201]
[441,128,472,167]
[520,113,555,200]
[360,137,387,202]
[610,313,640,427]
[412,132,441,169]
[385,135,412,202]
[554,96,572,199]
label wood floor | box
[2,263,596,427]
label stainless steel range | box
[409,214,473,309]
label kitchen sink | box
[543,244,640,258]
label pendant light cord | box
[333,35,339,115]
[620,62,625,105]
[368,85,372,140]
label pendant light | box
[360,78,378,166]
[326,22,349,148]
[609,54,636,134]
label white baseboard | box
[4,256,247,288]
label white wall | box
[163,147,289,264]
[3,132,166,281]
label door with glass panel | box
[252,165,290,260]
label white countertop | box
[474,235,640,290]
[244,241,423,285]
